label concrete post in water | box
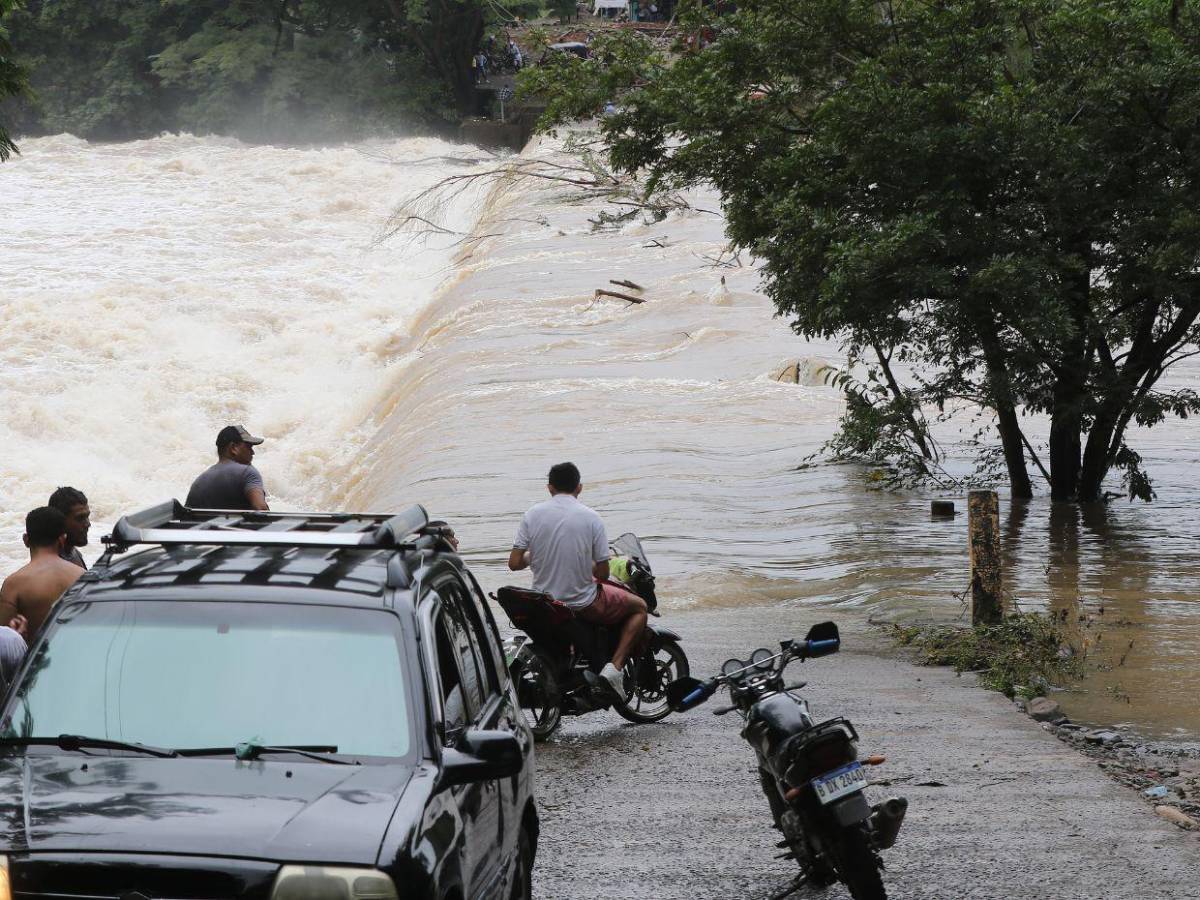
[968,490,1003,626]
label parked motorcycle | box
[494,533,689,740]
[666,623,906,900]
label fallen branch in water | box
[610,279,644,291]
[595,288,645,304]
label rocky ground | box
[523,606,1200,899]
[1019,696,1200,831]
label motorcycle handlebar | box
[682,680,717,707]
[803,638,840,657]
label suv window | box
[439,600,484,720]
[433,615,468,741]
[4,601,413,758]
[440,579,499,695]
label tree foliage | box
[3,0,539,141]
[526,0,1200,503]
[0,0,28,159]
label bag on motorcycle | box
[609,533,658,612]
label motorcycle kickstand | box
[764,872,810,900]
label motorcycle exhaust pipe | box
[869,796,908,850]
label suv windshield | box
[2,600,413,759]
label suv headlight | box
[0,855,11,900]
[270,865,398,900]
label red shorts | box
[577,581,641,626]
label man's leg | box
[581,583,648,701]
[610,595,648,670]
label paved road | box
[525,607,1200,899]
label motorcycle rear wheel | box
[827,825,886,900]
[615,638,689,724]
[510,645,563,741]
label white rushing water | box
[1,133,488,556]
[3,133,1200,738]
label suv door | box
[433,579,505,899]
[460,574,529,864]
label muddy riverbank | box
[525,606,1200,899]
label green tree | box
[0,0,29,159]
[526,0,1200,503]
[5,0,538,141]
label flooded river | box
[2,134,1198,739]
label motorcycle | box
[666,622,907,900]
[493,533,689,740]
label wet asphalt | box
[523,607,1200,899]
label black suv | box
[0,502,536,900]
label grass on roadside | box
[892,611,1085,699]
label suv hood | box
[0,753,414,863]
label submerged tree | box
[0,0,28,159]
[525,0,1200,503]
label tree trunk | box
[1048,245,1093,502]
[977,324,1032,499]
[1077,413,1116,501]
[1048,379,1083,501]
[994,404,1033,500]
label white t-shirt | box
[513,494,609,609]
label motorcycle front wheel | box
[827,824,886,900]
[615,638,689,724]
[509,644,563,741]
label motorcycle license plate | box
[811,763,868,805]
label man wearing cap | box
[185,425,270,511]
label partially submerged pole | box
[968,490,1003,626]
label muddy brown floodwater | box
[4,133,1198,740]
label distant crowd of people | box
[0,424,270,692]
[473,35,525,83]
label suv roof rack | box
[102,500,430,554]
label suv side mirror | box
[438,729,523,789]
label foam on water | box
[0,133,487,561]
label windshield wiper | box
[176,742,352,765]
[0,734,178,758]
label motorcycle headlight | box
[0,855,11,900]
[270,865,398,900]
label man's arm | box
[510,514,531,571]
[0,578,18,626]
[244,467,270,511]
[591,515,610,582]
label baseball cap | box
[216,425,265,448]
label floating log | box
[610,279,645,292]
[594,289,645,304]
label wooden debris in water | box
[595,288,645,305]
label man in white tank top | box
[509,462,648,702]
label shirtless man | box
[48,485,91,569]
[0,507,85,638]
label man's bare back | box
[0,555,83,637]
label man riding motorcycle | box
[508,462,647,701]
